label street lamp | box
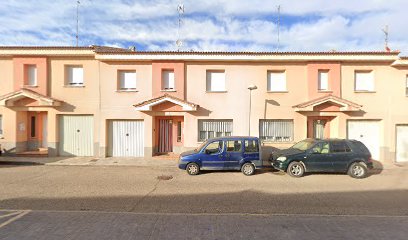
[248,84,258,136]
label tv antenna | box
[276,5,281,51]
[76,0,80,47]
[176,2,185,51]
[382,25,390,51]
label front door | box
[313,120,327,139]
[158,119,173,153]
[200,140,225,170]
[305,142,333,172]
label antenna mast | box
[176,2,185,51]
[382,25,390,51]
[76,0,80,47]
[276,5,281,51]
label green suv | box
[270,139,374,178]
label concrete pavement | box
[1,210,407,240]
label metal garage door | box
[108,120,144,157]
[396,125,408,163]
[59,115,94,156]
[347,120,380,160]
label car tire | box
[241,163,255,176]
[186,163,200,175]
[287,161,305,178]
[348,162,368,179]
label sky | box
[0,0,407,54]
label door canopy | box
[293,94,362,112]
[0,88,62,107]
[134,94,198,112]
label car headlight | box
[277,156,287,161]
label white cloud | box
[0,0,407,54]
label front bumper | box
[270,160,286,171]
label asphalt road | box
[0,164,408,239]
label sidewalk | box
[0,156,177,168]
[1,156,407,170]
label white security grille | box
[198,119,233,141]
[259,119,293,142]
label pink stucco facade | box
[0,46,408,164]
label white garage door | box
[396,125,408,163]
[59,115,94,156]
[108,120,144,157]
[347,120,380,160]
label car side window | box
[312,142,330,154]
[330,141,352,153]
[204,141,224,155]
[244,140,259,153]
[226,140,242,152]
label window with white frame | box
[66,65,84,86]
[355,71,374,92]
[206,71,226,92]
[26,65,37,86]
[118,70,137,90]
[0,115,3,137]
[198,119,232,141]
[406,75,408,96]
[318,70,329,91]
[162,70,175,90]
[259,119,294,142]
[267,71,286,92]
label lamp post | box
[248,84,258,136]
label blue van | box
[178,136,262,176]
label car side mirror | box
[205,149,211,155]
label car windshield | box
[291,139,317,151]
[196,140,210,152]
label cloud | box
[0,0,407,54]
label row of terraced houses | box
[0,46,407,164]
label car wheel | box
[241,163,255,176]
[287,161,305,178]
[186,163,200,175]
[348,162,368,179]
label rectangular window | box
[31,116,36,138]
[206,71,226,92]
[226,140,242,152]
[0,115,3,137]
[162,70,175,90]
[355,71,374,92]
[244,140,259,153]
[118,70,137,90]
[267,71,286,92]
[318,70,329,91]
[198,119,233,141]
[66,65,84,86]
[177,121,182,142]
[26,65,37,86]
[259,119,294,142]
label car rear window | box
[330,141,352,153]
[349,141,371,154]
[245,140,259,153]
